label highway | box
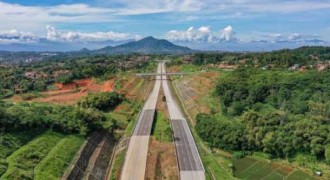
[120,62,162,180]
[161,63,205,180]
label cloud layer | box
[261,33,325,44]
[0,25,325,47]
[46,26,141,42]
[165,26,236,43]
[0,29,38,44]
[0,0,329,50]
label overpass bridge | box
[136,72,187,77]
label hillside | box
[95,36,194,54]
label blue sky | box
[0,0,329,51]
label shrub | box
[77,92,122,111]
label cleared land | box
[10,78,115,105]
[146,139,179,180]
[169,66,221,124]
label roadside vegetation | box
[169,47,330,179]
[196,69,330,160]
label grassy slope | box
[109,150,126,180]
[0,131,41,176]
[34,135,84,180]
[1,131,63,179]
[1,131,84,180]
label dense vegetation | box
[77,92,122,111]
[192,46,330,67]
[0,102,113,135]
[196,68,330,163]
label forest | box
[0,92,122,135]
[191,46,330,67]
[196,68,330,163]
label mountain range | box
[0,36,194,54]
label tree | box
[325,145,330,165]
[77,92,123,111]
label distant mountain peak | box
[95,36,194,54]
[79,48,90,52]
[142,36,156,40]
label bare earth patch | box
[145,139,179,180]
[29,78,115,105]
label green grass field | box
[179,64,200,72]
[0,131,84,180]
[285,170,314,180]
[151,111,172,143]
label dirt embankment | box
[174,71,220,121]
[116,75,149,101]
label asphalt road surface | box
[161,63,205,180]
[120,63,162,180]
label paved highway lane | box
[120,63,162,180]
[161,63,205,180]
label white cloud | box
[165,25,236,42]
[0,29,39,44]
[0,2,117,33]
[220,26,235,41]
[0,26,142,44]
[46,25,141,42]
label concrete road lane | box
[120,63,162,180]
[161,63,205,180]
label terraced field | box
[232,157,314,180]
[0,131,84,180]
